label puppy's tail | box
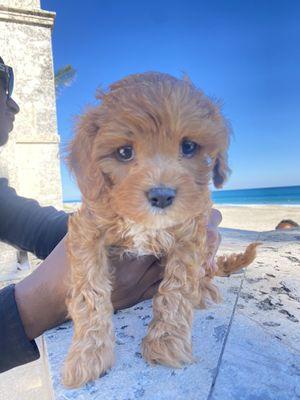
[215,242,261,277]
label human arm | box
[0,236,164,373]
[0,178,68,259]
[0,177,68,372]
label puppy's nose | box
[147,187,176,209]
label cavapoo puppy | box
[62,72,259,388]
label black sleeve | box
[0,284,39,372]
[0,178,70,373]
[0,178,69,260]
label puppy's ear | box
[68,108,103,201]
[213,151,231,188]
[211,105,232,188]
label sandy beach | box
[64,202,300,233]
[217,205,300,232]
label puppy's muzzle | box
[146,187,176,209]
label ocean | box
[64,185,300,206]
[212,185,300,206]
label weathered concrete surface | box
[44,228,300,400]
[210,229,300,400]
[0,0,40,9]
[0,337,54,400]
[0,0,60,207]
[0,0,61,271]
[0,279,54,400]
[46,276,241,400]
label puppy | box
[62,72,259,388]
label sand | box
[217,205,300,232]
[64,202,300,232]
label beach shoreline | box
[63,202,300,233]
[213,203,300,207]
[216,204,300,231]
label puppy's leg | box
[62,213,114,388]
[141,247,199,367]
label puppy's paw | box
[141,324,194,368]
[62,341,115,388]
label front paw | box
[141,322,194,368]
[62,341,115,388]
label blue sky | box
[42,0,300,201]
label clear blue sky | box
[42,0,300,201]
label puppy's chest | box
[108,223,175,258]
[131,228,174,257]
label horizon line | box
[63,183,300,203]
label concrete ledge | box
[0,5,55,28]
[42,229,300,399]
[0,337,54,400]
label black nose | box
[147,187,176,209]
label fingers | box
[136,260,164,290]
[207,208,222,246]
[140,280,161,301]
[135,260,164,302]
[111,259,164,311]
[208,208,222,228]
[110,254,157,273]
[206,209,222,275]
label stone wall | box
[0,1,63,273]
[0,0,40,8]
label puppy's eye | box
[115,145,134,162]
[181,139,198,157]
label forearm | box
[0,238,69,373]
[15,236,70,341]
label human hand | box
[110,254,163,311]
[206,208,222,275]
[111,209,223,310]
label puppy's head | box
[69,72,230,229]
